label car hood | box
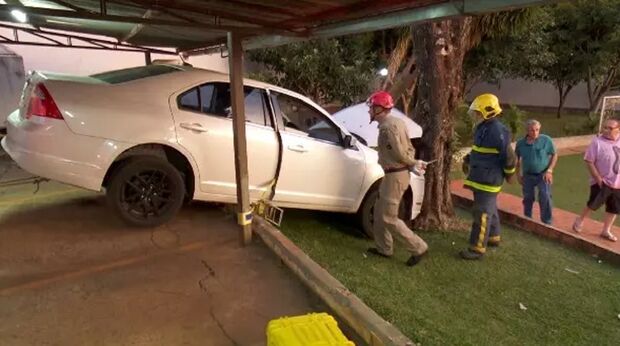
[332,103,423,147]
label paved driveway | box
[0,151,320,346]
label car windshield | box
[91,65,184,84]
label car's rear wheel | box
[107,157,185,227]
[357,184,409,239]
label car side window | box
[243,88,271,126]
[270,92,342,145]
[200,84,215,113]
[178,82,271,127]
[179,88,199,111]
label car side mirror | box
[343,134,356,149]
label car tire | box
[106,156,185,227]
[357,184,409,239]
[358,186,379,238]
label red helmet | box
[367,91,394,109]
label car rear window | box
[91,65,183,84]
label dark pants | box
[522,173,552,224]
[469,190,500,254]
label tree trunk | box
[587,67,595,109]
[410,19,471,230]
[556,86,565,119]
[556,84,573,119]
[587,66,619,113]
[388,55,417,100]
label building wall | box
[467,78,591,110]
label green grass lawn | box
[280,210,620,346]
[531,111,595,138]
[501,153,616,225]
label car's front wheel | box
[107,156,185,227]
[358,186,379,238]
[357,184,410,239]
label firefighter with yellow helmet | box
[460,93,516,260]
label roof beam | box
[116,0,298,31]
[101,0,108,15]
[277,0,440,29]
[0,39,173,53]
[222,0,301,17]
[245,0,556,50]
[46,0,95,13]
[120,8,153,42]
[26,30,65,45]
[0,22,177,55]
[110,0,199,24]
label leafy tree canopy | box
[464,1,620,116]
[247,34,379,106]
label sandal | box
[572,218,583,233]
[601,232,618,242]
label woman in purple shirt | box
[572,118,620,242]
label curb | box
[452,193,620,265]
[253,217,415,346]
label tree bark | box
[556,83,573,118]
[587,67,595,109]
[556,85,564,119]
[587,65,619,113]
[388,55,418,103]
[410,19,471,230]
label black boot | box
[406,251,427,266]
[459,249,483,260]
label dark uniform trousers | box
[469,190,501,254]
[464,118,516,254]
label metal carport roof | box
[0,0,553,53]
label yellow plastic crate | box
[267,313,355,346]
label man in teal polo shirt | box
[515,119,558,224]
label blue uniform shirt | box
[515,134,556,174]
[464,118,517,193]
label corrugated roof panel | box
[0,0,553,51]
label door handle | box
[287,144,308,153]
[180,122,208,133]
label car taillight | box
[26,84,63,120]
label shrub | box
[500,104,526,139]
[563,115,599,136]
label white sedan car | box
[1,64,425,235]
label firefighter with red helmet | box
[460,93,517,260]
[365,91,428,266]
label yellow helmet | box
[469,93,502,119]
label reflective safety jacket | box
[464,118,516,193]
